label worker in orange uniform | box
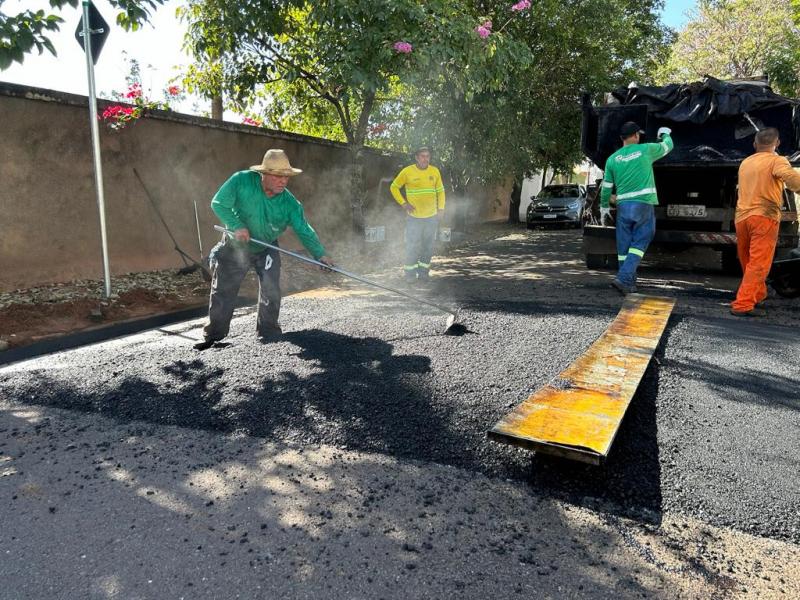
[731,127,800,316]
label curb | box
[0,298,251,368]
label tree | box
[657,0,800,95]
[0,0,166,70]
[391,0,671,193]
[180,0,528,232]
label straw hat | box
[250,149,302,176]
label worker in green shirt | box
[196,149,334,349]
[600,121,674,294]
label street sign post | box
[74,1,109,64]
[76,0,111,298]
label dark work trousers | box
[203,240,282,341]
[404,215,438,280]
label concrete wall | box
[0,83,508,291]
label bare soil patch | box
[0,223,513,351]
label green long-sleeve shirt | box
[600,134,674,208]
[211,170,326,258]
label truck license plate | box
[667,204,706,218]
[543,214,557,219]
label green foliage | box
[0,0,166,70]
[657,0,800,96]
[179,0,669,213]
[394,0,671,187]
[180,0,527,146]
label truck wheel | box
[771,274,800,298]
[585,254,605,269]
[586,254,617,269]
[720,248,742,276]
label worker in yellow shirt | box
[390,147,446,283]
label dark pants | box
[404,215,438,280]
[203,240,282,341]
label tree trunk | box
[508,177,522,223]
[346,92,375,244]
[211,93,223,121]
[349,145,366,240]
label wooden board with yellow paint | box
[488,294,676,465]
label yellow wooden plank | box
[488,294,676,463]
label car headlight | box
[567,200,582,210]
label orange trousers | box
[731,215,779,312]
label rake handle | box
[213,226,456,318]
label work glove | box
[318,255,335,273]
[599,207,612,225]
[657,127,672,139]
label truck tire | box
[771,274,800,298]
[720,248,742,276]
[585,254,607,269]
[585,254,619,269]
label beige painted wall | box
[0,84,509,291]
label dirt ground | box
[0,223,508,350]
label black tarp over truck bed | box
[581,77,800,272]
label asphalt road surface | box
[1,225,798,599]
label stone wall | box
[0,83,509,291]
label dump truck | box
[580,77,800,275]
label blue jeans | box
[404,215,438,279]
[615,202,655,287]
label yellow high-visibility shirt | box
[390,164,446,218]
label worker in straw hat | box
[196,149,335,349]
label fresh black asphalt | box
[1,229,798,544]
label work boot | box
[611,279,635,295]
[729,307,766,317]
[257,325,283,343]
[194,337,220,351]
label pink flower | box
[369,123,389,135]
[511,0,531,11]
[242,117,263,127]
[125,83,142,99]
[393,41,413,54]
[475,20,492,39]
[167,85,181,96]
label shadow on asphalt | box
[1,312,673,527]
[0,403,684,599]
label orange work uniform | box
[731,152,800,312]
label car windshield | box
[538,186,580,199]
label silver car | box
[526,184,586,228]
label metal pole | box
[81,0,111,298]
[193,199,204,259]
